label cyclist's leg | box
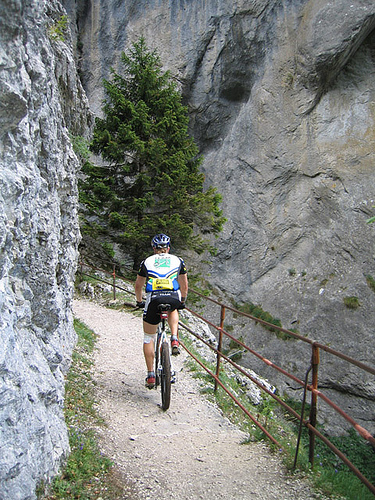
[167,309,179,338]
[143,296,160,363]
[168,310,181,355]
[143,321,158,371]
[143,296,161,387]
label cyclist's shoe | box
[171,337,180,356]
[145,374,155,389]
[171,370,176,384]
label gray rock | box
[0,0,90,498]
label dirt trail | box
[73,299,324,499]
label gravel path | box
[73,299,326,499]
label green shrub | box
[102,241,115,259]
[343,296,360,309]
[365,274,375,293]
[48,15,68,42]
[233,302,289,338]
[70,134,90,161]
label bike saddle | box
[157,303,172,312]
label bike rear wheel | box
[160,341,171,410]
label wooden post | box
[112,265,116,300]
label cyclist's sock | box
[147,371,155,378]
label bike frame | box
[154,305,173,410]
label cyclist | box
[135,234,188,389]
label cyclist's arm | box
[135,275,146,302]
[178,273,188,301]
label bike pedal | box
[171,346,180,356]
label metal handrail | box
[177,313,375,495]
[77,259,375,496]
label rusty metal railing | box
[77,259,375,496]
[181,289,375,496]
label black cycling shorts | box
[143,290,182,325]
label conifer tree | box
[79,38,225,266]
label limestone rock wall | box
[0,0,90,498]
[69,0,375,432]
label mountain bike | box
[154,303,173,410]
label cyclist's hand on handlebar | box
[136,301,145,309]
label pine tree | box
[79,38,225,266]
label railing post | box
[309,343,320,467]
[112,265,116,300]
[215,305,226,392]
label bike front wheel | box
[160,341,171,410]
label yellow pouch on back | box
[152,278,173,290]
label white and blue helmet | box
[151,233,170,249]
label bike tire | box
[160,341,171,410]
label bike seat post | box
[160,311,168,330]
[158,304,171,330]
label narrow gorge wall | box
[69,0,375,432]
[0,0,90,498]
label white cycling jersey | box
[138,253,187,293]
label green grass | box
[300,427,375,500]
[38,319,124,499]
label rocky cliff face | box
[68,0,375,432]
[0,0,90,498]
